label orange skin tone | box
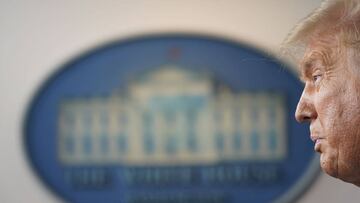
[295,34,360,186]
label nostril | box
[295,98,316,123]
[295,111,316,123]
[295,111,312,123]
[302,116,312,122]
[296,116,306,123]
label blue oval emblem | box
[24,35,319,203]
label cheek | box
[315,84,353,136]
[337,117,360,164]
[335,127,360,181]
[321,99,349,152]
[328,94,360,179]
[316,96,341,133]
[316,76,360,181]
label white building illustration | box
[58,65,287,165]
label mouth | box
[314,139,322,152]
[310,135,323,153]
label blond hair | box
[282,0,360,64]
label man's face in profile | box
[295,35,360,185]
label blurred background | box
[1,0,360,202]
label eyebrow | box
[299,58,315,82]
[298,46,332,81]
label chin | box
[321,163,339,178]
[320,152,339,178]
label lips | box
[309,125,324,152]
[310,134,323,152]
[314,139,322,152]
[310,126,321,141]
[310,135,317,142]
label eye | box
[312,73,323,84]
[313,74,321,81]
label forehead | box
[298,37,340,73]
[302,38,334,61]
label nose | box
[295,91,317,123]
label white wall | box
[1,0,359,202]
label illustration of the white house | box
[58,65,287,165]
